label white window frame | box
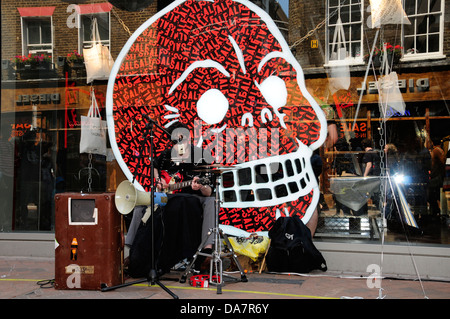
[77,12,111,52]
[326,0,364,66]
[401,0,445,62]
[21,16,54,61]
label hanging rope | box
[289,0,346,50]
[111,7,132,37]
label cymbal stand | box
[179,171,247,294]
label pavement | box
[1,256,450,301]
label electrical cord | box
[36,279,55,288]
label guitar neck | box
[168,180,193,192]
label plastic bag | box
[227,234,269,261]
[80,89,107,156]
[83,18,114,83]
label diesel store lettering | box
[16,93,61,105]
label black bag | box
[128,194,203,278]
[266,215,327,273]
[128,206,165,278]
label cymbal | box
[196,164,236,168]
[192,165,236,174]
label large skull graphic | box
[106,0,327,233]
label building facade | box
[1,0,449,278]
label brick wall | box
[1,0,158,64]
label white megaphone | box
[115,180,168,215]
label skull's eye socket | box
[196,88,229,125]
[258,76,288,109]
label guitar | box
[159,170,210,194]
[142,172,210,224]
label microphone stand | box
[102,114,178,299]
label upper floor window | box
[79,13,111,49]
[402,0,445,60]
[18,7,55,58]
[23,18,52,55]
[327,0,364,65]
[76,3,112,51]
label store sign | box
[16,93,61,105]
[106,0,327,232]
[339,122,367,139]
[357,78,430,95]
[9,122,32,139]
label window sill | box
[401,54,446,62]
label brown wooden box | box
[54,192,124,290]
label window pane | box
[417,0,428,14]
[341,6,350,23]
[351,4,361,22]
[404,17,415,36]
[343,25,350,41]
[430,0,441,12]
[404,0,416,15]
[329,13,338,25]
[41,20,52,44]
[329,0,339,7]
[416,35,427,52]
[351,42,361,57]
[429,14,440,33]
[28,22,41,45]
[404,36,415,52]
[81,13,109,45]
[351,24,361,41]
[81,16,92,42]
[428,34,439,52]
[96,13,110,41]
[416,15,427,34]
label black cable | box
[36,279,55,288]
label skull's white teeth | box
[219,142,316,208]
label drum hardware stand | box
[101,113,178,299]
[179,169,248,294]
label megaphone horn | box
[115,181,168,215]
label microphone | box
[141,113,155,124]
[140,113,171,138]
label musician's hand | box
[156,179,168,192]
[191,176,203,191]
[192,176,212,196]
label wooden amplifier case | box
[54,192,124,290]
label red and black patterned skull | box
[106,0,327,233]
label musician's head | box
[168,122,190,158]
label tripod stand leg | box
[155,280,179,299]
[179,230,214,283]
[101,276,179,299]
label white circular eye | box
[259,76,287,109]
[196,88,229,125]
